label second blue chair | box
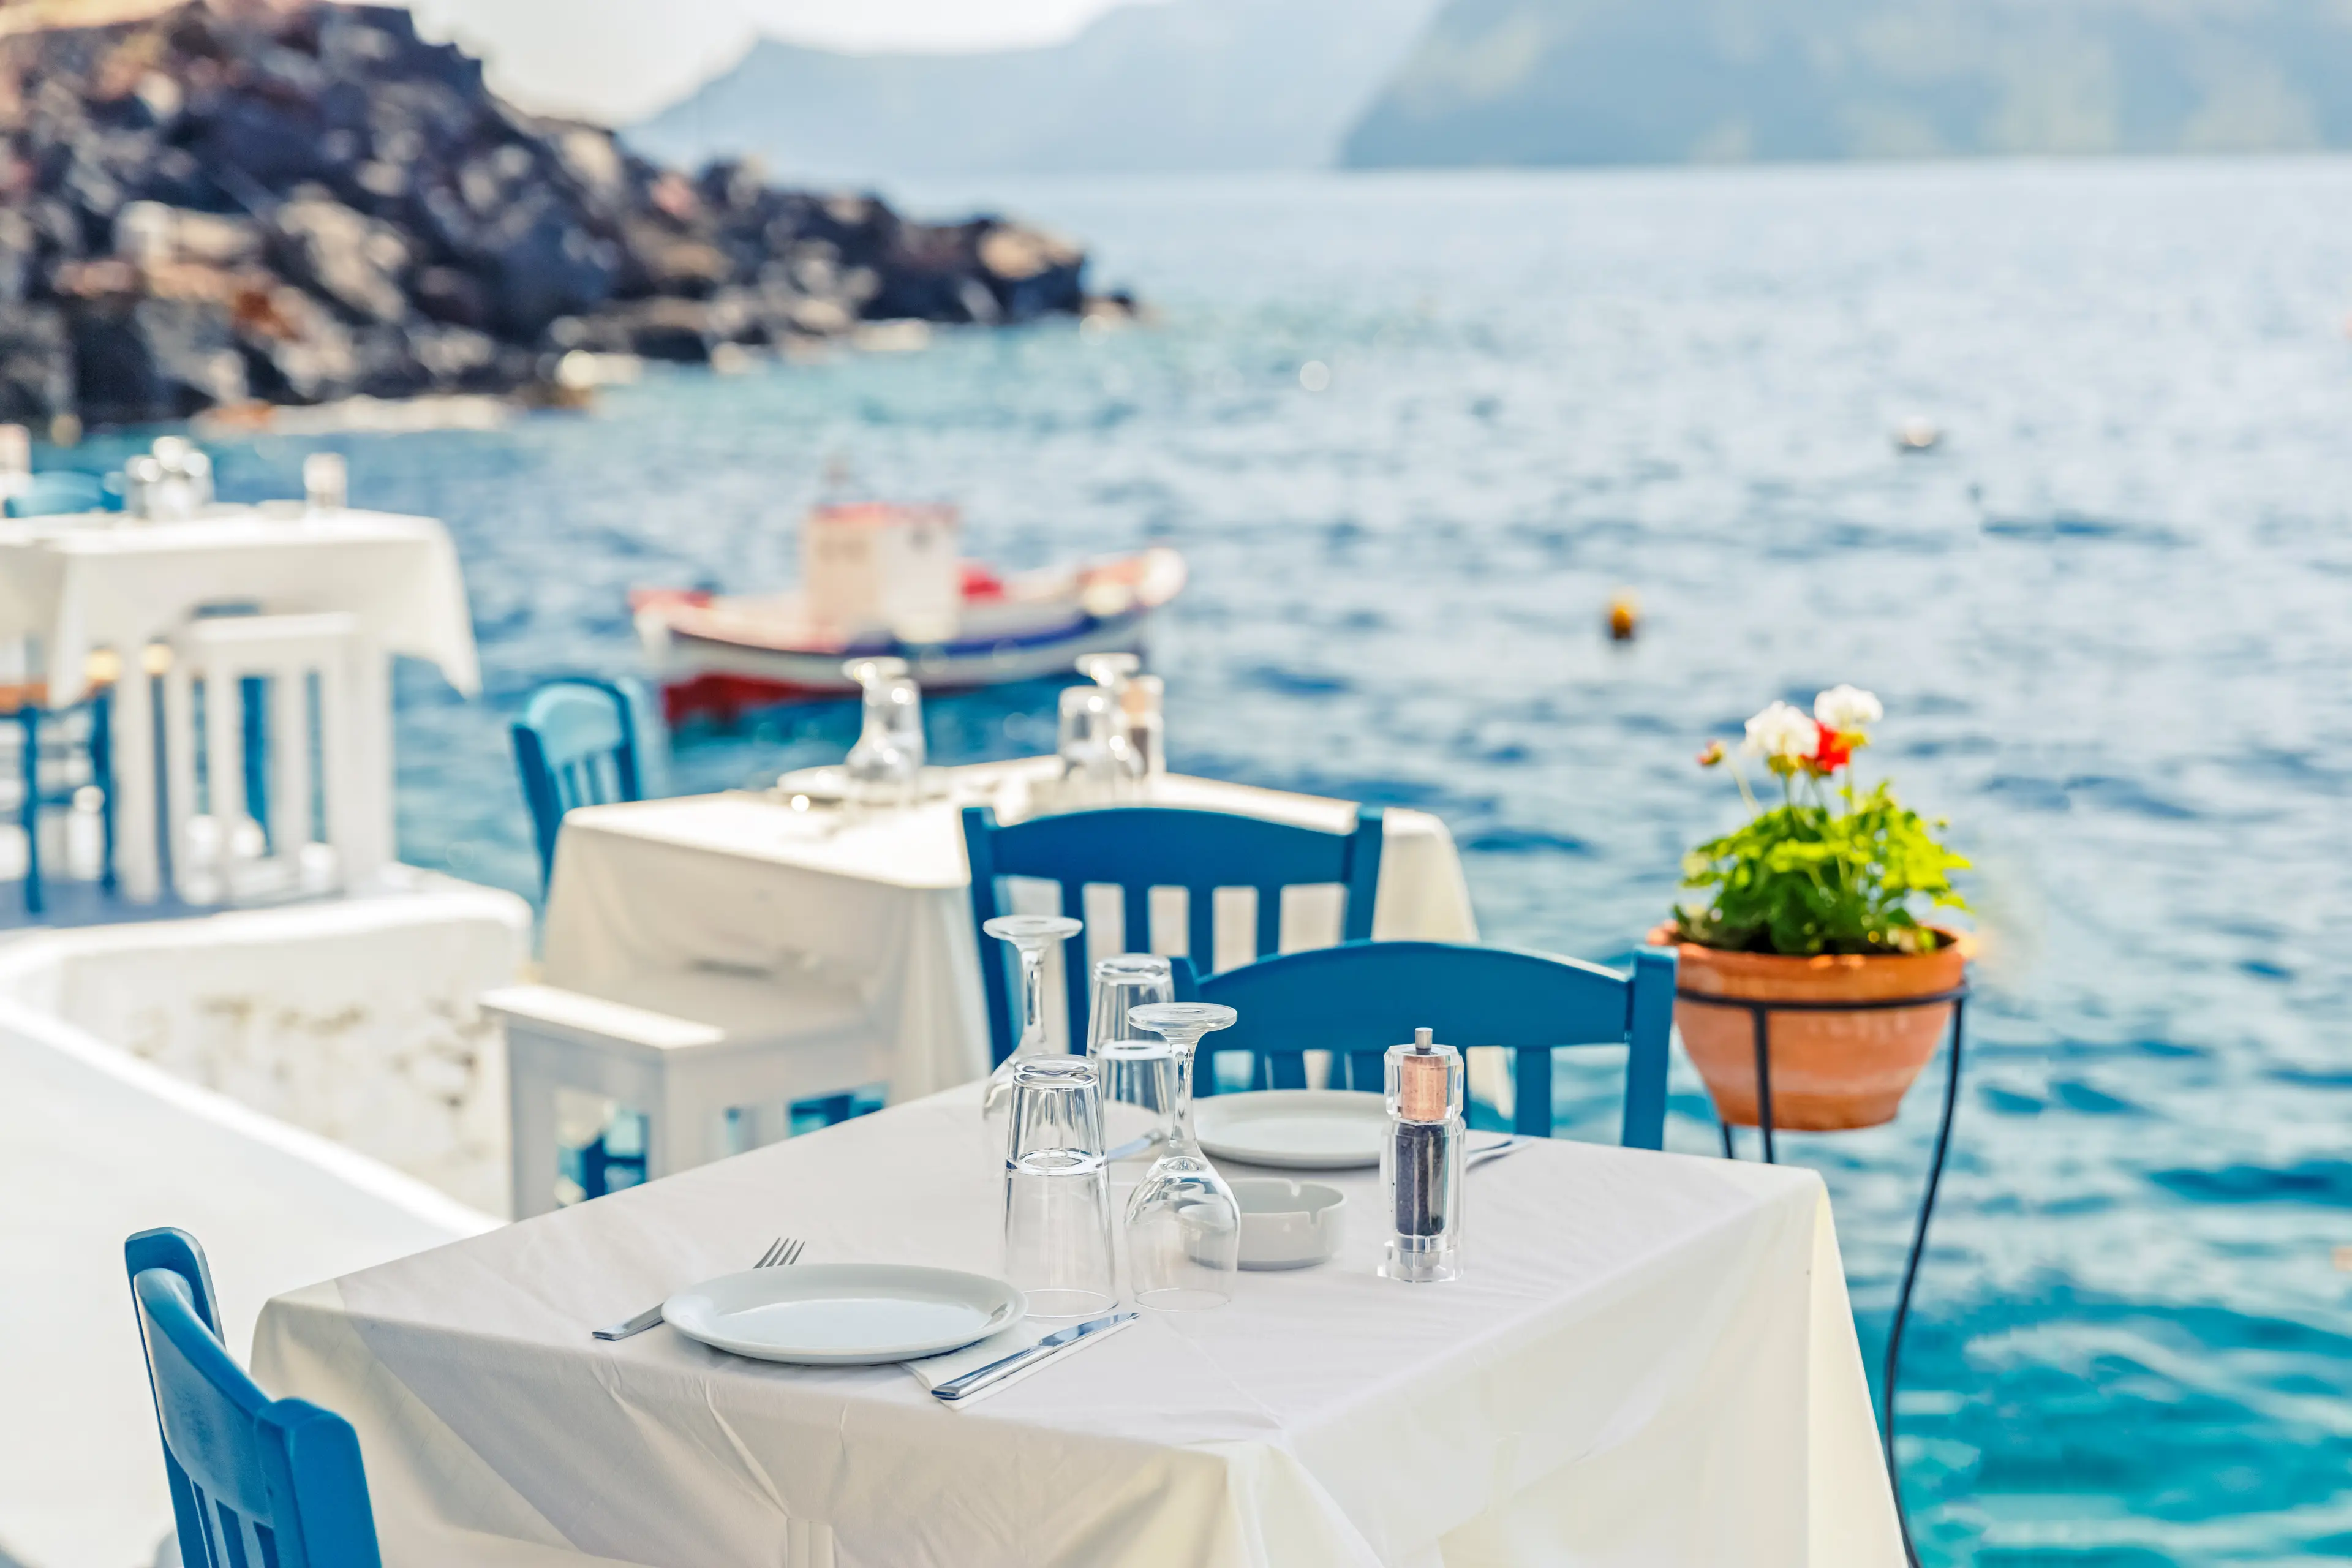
[962,802,1384,1066]
[510,677,646,890]
[1180,939,1675,1147]
[126,1227,382,1568]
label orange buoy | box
[1607,590,1640,642]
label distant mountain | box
[1343,0,2352,167]
[630,0,1441,182]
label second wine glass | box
[980,914,1084,1156]
[1122,1001,1241,1310]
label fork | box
[592,1237,804,1341]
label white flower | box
[1743,700,1819,761]
[1813,684,1883,733]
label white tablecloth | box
[540,763,1479,1102]
[252,1087,1904,1567]
[0,507,480,702]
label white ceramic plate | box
[1196,1090,1389,1170]
[663,1264,1024,1366]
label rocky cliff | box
[0,0,1096,429]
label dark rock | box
[0,0,1110,425]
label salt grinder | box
[1381,1027,1463,1283]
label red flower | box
[1812,722,1854,771]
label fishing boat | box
[632,502,1186,721]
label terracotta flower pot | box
[1648,925,1967,1131]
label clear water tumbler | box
[1002,1058,1120,1321]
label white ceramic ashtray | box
[1232,1177,1347,1270]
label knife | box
[932,1311,1138,1401]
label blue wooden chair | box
[124,1227,382,1568]
[961,802,1384,1066]
[1174,940,1675,1148]
[510,677,646,891]
[4,470,114,518]
[8,690,115,918]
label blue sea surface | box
[124,160,2352,1564]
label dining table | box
[0,505,480,901]
[252,1084,1905,1568]
[538,760,1481,1104]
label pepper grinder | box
[1381,1027,1463,1282]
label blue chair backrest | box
[511,678,644,888]
[1177,940,1675,1147]
[961,802,1384,1066]
[124,1228,382,1568]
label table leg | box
[111,664,159,902]
[506,1033,562,1221]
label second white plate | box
[664,1263,1023,1366]
[1195,1090,1389,1170]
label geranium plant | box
[1672,685,1969,957]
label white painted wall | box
[0,872,532,1216]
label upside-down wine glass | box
[1122,1001,1241,1309]
[1075,653,1146,784]
[980,913,1085,1156]
[1055,684,1128,807]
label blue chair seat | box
[1179,940,1676,1147]
[126,1227,382,1567]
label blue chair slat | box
[510,677,646,889]
[125,1227,383,1568]
[1175,940,1676,1148]
[4,470,111,518]
[960,802,1385,1068]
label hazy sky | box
[405,0,1149,126]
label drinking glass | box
[1123,1001,1242,1310]
[1085,954,1176,1159]
[1055,684,1127,805]
[843,657,925,807]
[980,914,1084,1155]
[303,451,348,514]
[1002,1058,1120,1320]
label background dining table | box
[252,1084,1904,1568]
[538,760,1481,1103]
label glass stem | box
[1168,1036,1200,1153]
[1017,945,1048,1059]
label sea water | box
[133,159,2352,1564]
